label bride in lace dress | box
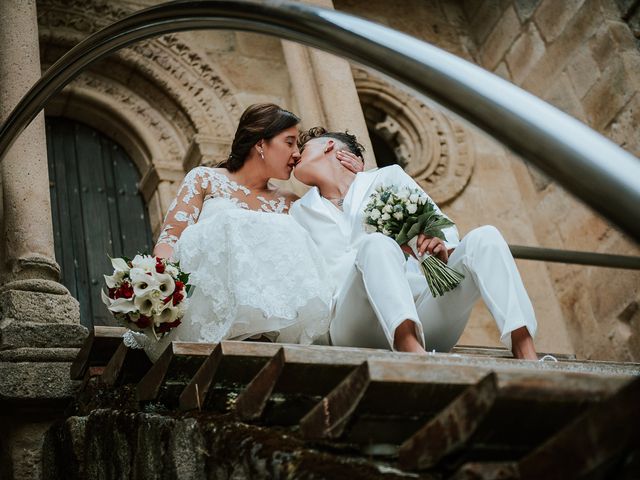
[124,104,363,361]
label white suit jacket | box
[290,165,460,291]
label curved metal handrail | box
[0,0,639,240]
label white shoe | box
[539,354,558,362]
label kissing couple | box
[132,103,537,362]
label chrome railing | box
[0,0,639,244]
[509,246,640,270]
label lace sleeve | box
[155,166,211,251]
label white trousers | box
[328,226,538,352]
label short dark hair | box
[298,127,365,159]
[225,103,300,172]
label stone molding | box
[352,66,474,205]
[37,0,243,229]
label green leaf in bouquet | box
[424,216,455,233]
[405,222,422,241]
[395,222,413,245]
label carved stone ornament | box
[352,66,474,205]
[37,0,240,175]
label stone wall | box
[44,408,409,479]
[335,0,640,361]
[335,0,574,355]
[458,0,640,361]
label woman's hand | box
[401,234,449,263]
[153,243,175,261]
[337,150,364,173]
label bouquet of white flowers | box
[364,184,464,297]
[101,254,191,340]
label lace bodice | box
[156,166,290,249]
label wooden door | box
[46,117,154,328]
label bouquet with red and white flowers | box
[101,254,191,340]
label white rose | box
[382,204,393,214]
[407,203,417,214]
[376,199,385,208]
[381,213,391,221]
[397,189,410,200]
[409,193,420,203]
[418,196,427,205]
[369,209,381,220]
[165,264,179,278]
[393,212,404,221]
[130,268,161,297]
[131,254,157,272]
[365,224,378,233]
[382,228,391,236]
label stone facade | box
[1,0,639,478]
[459,0,640,362]
[337,0,640,362]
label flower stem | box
[419,255,464,297]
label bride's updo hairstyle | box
[225,103,300,172]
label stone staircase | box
[53,326,640,479]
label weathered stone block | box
[534,0,586,43]
[46,409,414,479]
[505,21,546,84]
[587,20,638,72]
[606,93,640,157]
[582,54,638,129]
[565,44,601,98]
[0,347,79,362]
[0,361,79,403]
[0,320,88,349]
[513,0,542,22]
[468,0,510,45]
[542,72,587,121]
[493,61,512,80]
[480,5,522,70]
[0,288,80,324]
[522,0,602,93]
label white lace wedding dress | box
[123,167,333,362]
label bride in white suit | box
[290,127,539,360]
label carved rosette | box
[353,66,474,205]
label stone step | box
[70,327,640,477]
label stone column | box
[0,0,85,341]
[281,0,377,170]
[0,1,87,478]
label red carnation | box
[136,315,152,328]
[158,318,181,334]
[155,258,165,273]
[115,282,133,299]
[162,295,172,304]
[175,280,184,292]
[108,287,117,299]
[172,291,184,306]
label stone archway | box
[37,0,243,235]
[352,66,475,205]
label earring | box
[259,149,264,160]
